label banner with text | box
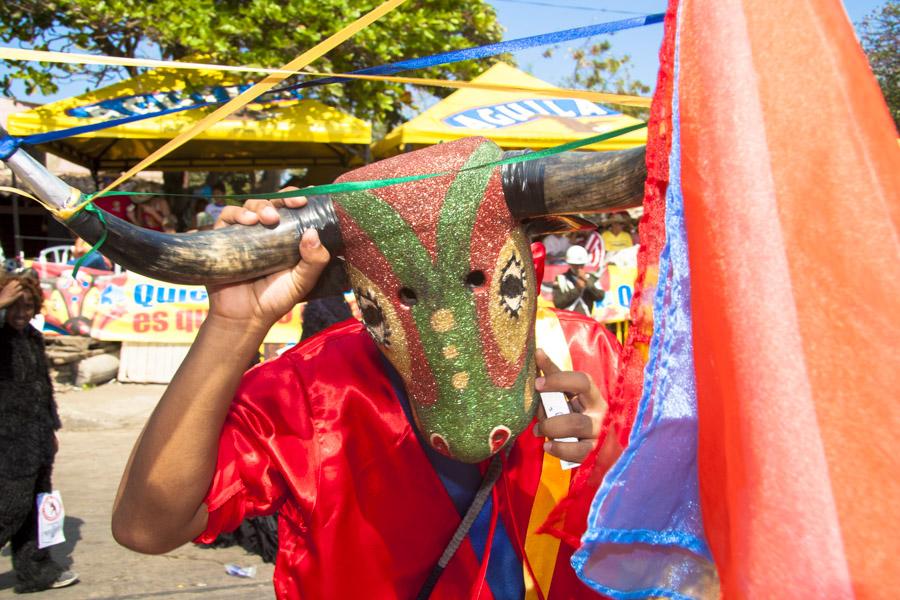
[33,264,301,343]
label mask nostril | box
[464,270,486,290]
[398,287,418,307]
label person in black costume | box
[0,275,78,593]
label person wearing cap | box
[552,245,605,316]
[601,212,634,253]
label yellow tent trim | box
[373,62,646,157]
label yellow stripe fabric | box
[76,0,408,213]
[525,307,575,600]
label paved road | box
[0,383,276,599]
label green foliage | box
[0,0,505,127]
[858,1,899,129]
[544,39,650,119]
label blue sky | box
[487,0,887,91]
[0,0,889,104]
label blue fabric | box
[383,356,524,599]
[0,14,663,149]
[570,8,719,599]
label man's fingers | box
[537,369,595,398]
[535,348,562,377]
[289,229,331,298]
[275,187,309,210]
[214,187,309,229]
[536,413,599,440]
[214,206,251,228]
[543,439,595,464]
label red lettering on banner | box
[278,311,293,324]
[175,309,208,333]
[134,313,150,333]
[152,311,168,332]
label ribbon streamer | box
[1,12,660,150]
[275,13,664,95]
[0,47,298,75]
[77,123,646,209]
[89,0,408,205]
[71,203,108,278]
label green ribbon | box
[81,123,647,205]
[68,123,646,276]
[71,203,109,278]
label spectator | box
[601,212,634,252]
[576,229,605,271]
[127,195,174,232]
[204,183,228,222]
[193,212,215,232]
[542,233,572,265]
[552,245,605,316]
[92,193,132,223]
[0,276,78,592]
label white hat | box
[565,245,589,265]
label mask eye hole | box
[398,287,418,307]
[464,270,486,290]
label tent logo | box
[442,98,617,130]
[64,85,305,120]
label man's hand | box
[207,190,330,332]
[533,349,608,464]
[0,280,23,309]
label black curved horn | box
[501,146,647,218]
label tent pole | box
[10,171,23,256]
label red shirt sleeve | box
[194,353,318,543]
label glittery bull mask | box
[4,126,648,462]
[333,138,537,463]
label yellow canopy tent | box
[7,69,371,173]
[373,62,646,157]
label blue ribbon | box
[273,12,665,94]
[0,134,22,160]
[0,13,663,150]
[1,102,216,156]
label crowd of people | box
[90,180,233,236]
[539,211,639,317]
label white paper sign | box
[37,491,66,549]
[540,391,581,470]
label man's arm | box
[552,274,581,309]
[111,195,329,554]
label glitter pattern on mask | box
[346,264,412,383]
[487,230,536,367]
[451,372,470,390]
[334,138,538,463]
[430,309,455,333]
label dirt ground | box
[0,383,276,599]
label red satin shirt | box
[197,310,620,599]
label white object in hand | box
[540,391,581,470]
